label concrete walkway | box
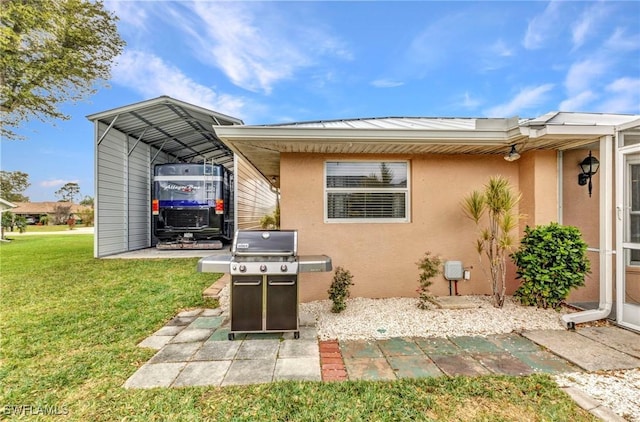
[124,309,640,389]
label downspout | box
[561,135,614,329]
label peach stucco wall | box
[562,149,602,303]
[280,152,565,302]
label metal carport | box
[87,96,277,258]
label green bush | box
[416,252,442,309]
[328,266,354,313]
[511,223,590,309]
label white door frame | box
[615,129,640,332]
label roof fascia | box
[86,96,243,125]
[521,124,615,138]
[214,126,519,144]
[616,117,640,132]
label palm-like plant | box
[462,176,522,308]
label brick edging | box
[319,339,348,382]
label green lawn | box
[0,235,597,421]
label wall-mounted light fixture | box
[504,145,521,162]
[578,151,600,197]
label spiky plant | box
[462,176,522,308]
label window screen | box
[325,161,409,222]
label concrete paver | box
[150,342,201,363]
[274,357,321,381]
[414,337,461,355]
[173,361,231,387]
[235,339,280,360]
[193,340,241,361]
[472,352,535,376]
[377,337,424,356]
[222,359,276,386]
[387,355,443,379]
[578,326,640,359]
[522,329,640,371]
[343,357,397,380]
[429,353,492,376]
[450,335,503,354]
[511,350,580,374]
[124,362,186,389]
[340,340,383,358]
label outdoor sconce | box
[578,151,600,197]
[504,145,521,162]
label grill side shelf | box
[298,255,332,273]
[197,254,232,273]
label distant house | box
[11,202,90,224]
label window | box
[325,161,409,222]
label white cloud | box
[564,58,609,95]
[597,77,640,114]
[371,79,404,88]
[178,2,351,94]
[559,91,597,111]
[523,1,562,50]
[490,39,513,57]
[484,84,555,117]
[460,92,482,109]
[605,27,640,51]
[41,179,78,188]
[105,0,149,31]
[112,50,247,118]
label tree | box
[53,203,71,224]
[0,170,30,202]
[55,182,80,202]
[0,0,125,140]
[79,195,94,207]
[462,176,522,308]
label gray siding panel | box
[96,123,127,257]
[127,138,150,250]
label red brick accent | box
[319,339,348,382]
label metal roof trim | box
[86,95,243,125]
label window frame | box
[324,160,411,223]
[628,159,640,266]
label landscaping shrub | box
[511,222,590,309]
[416,252,442,309]
[328,266,354,313]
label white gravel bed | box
[299,295,568,340]
[555,369,640,422]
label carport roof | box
[86,96,243,170]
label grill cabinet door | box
[231,276,263,332]
[266,275,298,331]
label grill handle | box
[233,280,262,286]
[268,280,296,286]
[233,251,295,257]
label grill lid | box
[232,230,297,256]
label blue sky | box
[2,0,639,202]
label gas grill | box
[197,230,332,340]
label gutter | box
[560,135,614,329]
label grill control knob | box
[260,264,267,273]
[239,264,247,273]
[280,264,288,272]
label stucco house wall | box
[280,152,545,302]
